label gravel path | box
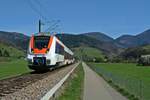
[0,63,78,100]
[83,62,128,100]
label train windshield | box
[34,36,50,49]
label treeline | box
[110,45,150,63]
[0,48,10,57]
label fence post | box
[139,79,143,100]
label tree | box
[0,49,2,56]
[3,50,10,57]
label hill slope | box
[73,46,106,61]
[0,31,29,51]
[0,42,25,61]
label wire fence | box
[90,66,150,100]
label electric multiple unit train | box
[27,33,74,70]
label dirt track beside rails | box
[0,63,78,100]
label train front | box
[27,34,53,70]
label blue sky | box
[0,0,150,38]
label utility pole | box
[39,19,41,33]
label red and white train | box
[27,33,74,71]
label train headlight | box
[46,49,49,53]
[46,59,51,64]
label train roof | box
[33,32,51,36]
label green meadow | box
[0,60,31,80]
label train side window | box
[64,51,73,59]
[55,42,64,55]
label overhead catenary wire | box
[33,0,47,15]
[26,0,47,21]
[25,0,63,34]
[44,20,61,32]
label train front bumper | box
[27,54,52,70]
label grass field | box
[57,63,84,100]
[0,60,31,80]
[89,63,150,100]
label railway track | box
[0,71,49,97]
[0,63,77,99]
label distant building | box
[138,55,150,66]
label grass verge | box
[57,63,84,100]
[0,59,31,80]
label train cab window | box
[34,36,50,49]
[55,42,64,55]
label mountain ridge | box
[115,29,150,48]
[0,29,150,58]
[82,32,114,42]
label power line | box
[25,0,63,33]
[45,20,61,32]
[33,0,47,14]
[26,0,47,21]
[33,0,43,7]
